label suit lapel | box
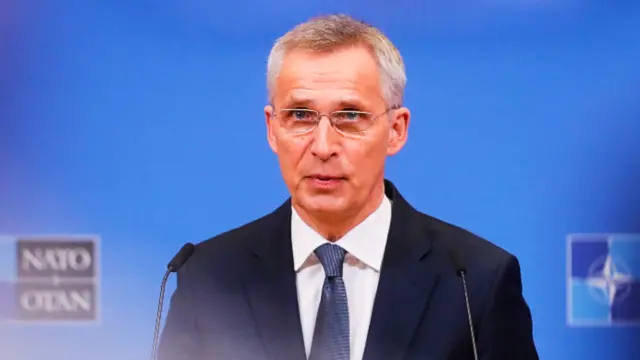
[241,181,440,360]
[362,181,441,360]
[243,200,306,360]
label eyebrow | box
[283,96,314,108]
[283,96,369,110]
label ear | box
[387,107,410,155]
[265,105,278,153]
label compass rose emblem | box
[585,254,633,306]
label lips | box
[308,175,345,181]
[306,175,345,189]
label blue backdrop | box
[1,1,639,359]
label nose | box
[310,117,339,161]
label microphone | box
[150,243,196,360]
[448,249,479,360]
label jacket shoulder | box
[178,203,288,280]
[198,210,280,259]
[419,212,516,273]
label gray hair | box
[266,14,406,106]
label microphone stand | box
[150,269,172,360]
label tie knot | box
[314,243,346,277]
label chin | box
[298,193,347,214]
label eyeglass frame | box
[271,104,402,136]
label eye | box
[345,111,360,120]
[335,110,365,122]
[285,109,314,120]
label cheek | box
[276,136,309,171]
[343,139,386,170]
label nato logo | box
[0,235,100,324]
[567,234,640,326]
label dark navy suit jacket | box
[157,180,539,360]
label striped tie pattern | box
[309,243,350,360]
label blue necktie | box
[309,243,350,360]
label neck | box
[293,181,386,241]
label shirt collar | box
[291,195,392,272]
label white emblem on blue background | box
[567,234,640,326]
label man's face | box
[265,46,410,217]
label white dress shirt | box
[291,195,392,360]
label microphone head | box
[167,242,196,272]
[447,248,467,276]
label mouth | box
[308,174,346,181]
[306,175,346,188]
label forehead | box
[274,46,384,107]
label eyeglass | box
[273,105,400,136]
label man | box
[158,14,539,360]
